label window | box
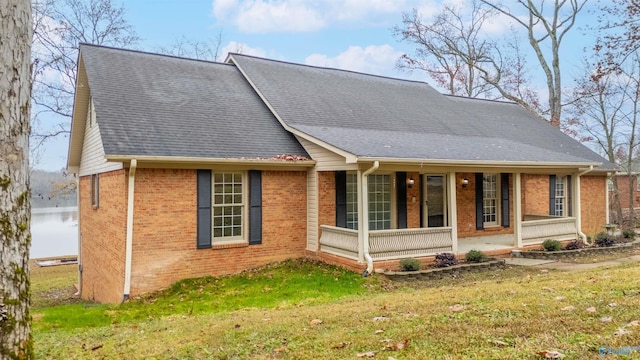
[368,174,391,230]
[607,178,615,192]
[554,176,566,216]
[212,172,244,239]
[346,173,358,230]
[483,174,499,226]
[90,174,99,208]
[636,175,640,192]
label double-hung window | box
[483,174,499,226]
[368,174,391,230]
[554,176,566,216]
[212,172,244,239]
[346,173,358,230]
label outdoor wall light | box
[407,177,415,188]
[462,178,469,188]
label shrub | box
[465,249,488,263]
[434,253,458,268]
[399,258,421,271]
[542,239,562,252]
[594,232,616,247]
[623,229,637,239]
[564,239,585,250]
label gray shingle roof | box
[80,44,308,159]
[230,54,614,169]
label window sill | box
[482,225,504,231]
[212,240,249,250]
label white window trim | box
[483,173,500,227]
[555,175,567,217]
[212,171,248,243]
[346,172,358,230]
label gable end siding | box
[295,136,356,171]
[79,99,123,176]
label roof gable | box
[75,44,308,161]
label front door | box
[423,175,447,227]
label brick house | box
[67,44,614,303]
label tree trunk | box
[0,0,33,359]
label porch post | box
[356,169,364,262]
[514,173,523,247]
[573,172,582,238]
[447,172,458,254]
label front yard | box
[32,258,640,359]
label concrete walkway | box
[503,255,640,271]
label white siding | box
[79,99,123,176]
[306,168,319,251]
[296,136,357,171]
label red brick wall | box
[456,173,514,238]
[581,175,607,235]
[406,172,421,228]
[128,169,308,297]
[79,170,127,303]
[522,174,549,216]
[318,171,336,232]
[614,175,639,209]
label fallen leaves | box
[585,307,596,313]
[309,318,323,326]
[449,304,464,312]
[356,351,377,358]
[561,306,575,311]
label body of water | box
[30,206,78,259]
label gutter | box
[75,174,82,296]
[361,161,379,277]
[576,165,594,242]
[123,159,137,302]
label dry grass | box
[29,258,80,308]
[30,259,640,359]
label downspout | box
[361,161,379,277]
[123,159,137,302]
[75,174,82,296]
[576,165,594,242]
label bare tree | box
[594,0,640,75]
[566,54,640,227]
[31,0,139,145]
[481,0,587,127]
[157,33,224,61]
[394,2,497,98]
[0,0,33,358]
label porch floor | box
[457,234,515,254]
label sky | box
[36,0,603,172]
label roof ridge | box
[228,52,436,87]
[80,43,233,67]
[443,93,518,105]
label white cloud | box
[305,44,403,77]
[219,41,267,60]
[211,0,435,33]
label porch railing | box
[319,225,359,260]
[369,227,453,261]
[319,226,454,261]
[521,216,577,245]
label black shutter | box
[396,172,408,229]
[549,175,556,215]
[335,171,347,228]
[197,170,212,249]
[249,170,262,245]
[475,173,484,230]
[567,175,572,217]
[501,173,510,228]
[419,175,424,228]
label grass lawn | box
[31,259,640,359]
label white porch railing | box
[319,225,359,260]
[521,216,577,245]
[319,225,454,262]
[369,227,453,261]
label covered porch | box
[315,164,590,268]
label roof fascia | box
[67,53,89,173]
[227,54,358,164]
[357,157,602,169]
[105,155,316,168]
